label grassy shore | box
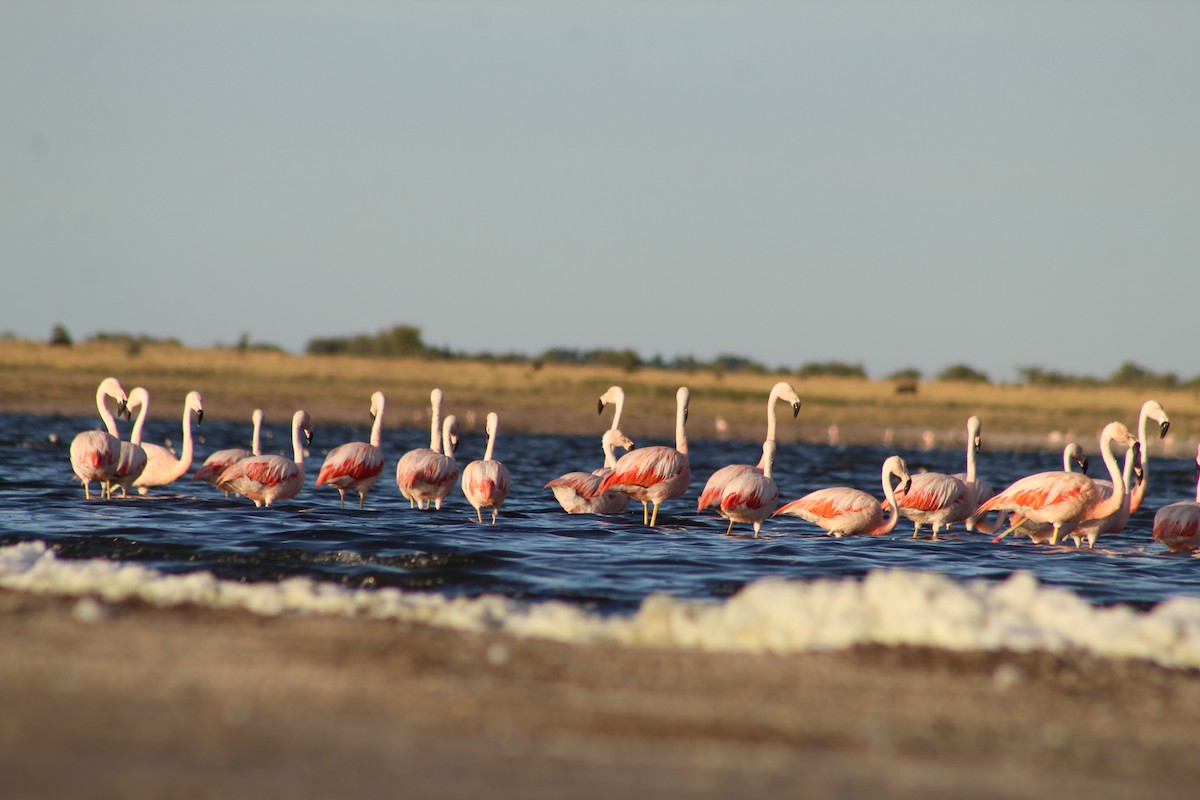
[1,339,1197,451]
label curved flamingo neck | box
[874,470,904,536]
[441,417,457,459]
[608,388,625,432]
[765,391,781,444]
[482,415,499,461]
[178,403,198,471]
[129,390,150,446]
[1094,429,1128,520]
[429,391,444,452]
[965,418,980,483]
[602,439,618,469]
[291,415,307,469]
[97,386,120,437]
[251,411,263,456]
[1130,403,1160,513]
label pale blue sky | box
[3,1,1197,381]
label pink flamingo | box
[773,455,912,537]
[544,429,637,514]
[316,391,386,509]
[598,386,692,527]
[69,377,129,500]
[396,388,460,510]
[1152,444,1200,553]
[461,412,511,524]
[133,391,204,495]
[1000,443,1089,542]
[217,410,313,507]
[952,415,997,532]
[1128,400,1170,514]
[718,440,779,537]
[110,387,151,498]
[546,385,635,514]
[978,421,1140,546]
[697,381,801,519]
[194,409,264,492]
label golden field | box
[1,339,1196,453]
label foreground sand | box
[2,591,1198,799]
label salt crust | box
[3,541,1200,669]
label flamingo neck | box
[291,419,307,468]
[98,389,120,437]
[369,403,384,449]
[1130,406,1155,512]
[441,419,456,459]
[429,396,443,452]
[602,440,617,469]
[483,430,497,462]
[965,425,978,483]
[251,415,262,456]
[1094,432,1128,520]
[875,473,903,536]
[177,406,197,470]
[675,400,689,456]
[765,394,779,443]
[609,390,624,432]
[130,403,149,446]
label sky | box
[3,1,1198,382]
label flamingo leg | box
[491,509,499,525]
[641,501,650,526]
[476,508,483,524]
[650,503,661,528]
[912,522,922,539]
[724,518,735,536]
[359,493,366,510]
[1050,525,1063,546]
[338,490,346,509]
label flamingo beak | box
[1079,456,1089,475]
[304,428,313,447]
[899,476,912,494]
[1133,442,1142,471]
[792,401,801,418]
[1160,420,1170,439]
[197,410,204,425]
[973,436,981,454]
[597,399,605,415]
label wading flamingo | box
[110,387,151,498]
[718,440,779,537]
[133,391,204,494]
[461,412,511,524]
[69,377,129,500]
[773,456,912,538]
[952,416,996,531]
[1000,443,1089,542]
[1152,444,1200,552]
[885,470,970,541]
[316,391,386,509]
[194,409,264,492]
[217,410,313,507]
[396,388,459,510]
[544,429,637,514]
[978,421,1140,546]
[697,381,801,520]
[598,386,692,527]
[546,385,634,514]
[1128,400,1170,514]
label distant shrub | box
[937,363,990,384]
[886,367,922,382]
[796,361,867,379]
[1108,361,1179,389]
[49,324,72,347]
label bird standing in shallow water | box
[774,455,912,538]
[316,391,386,509]
[461,412,511,525]
[218,410,313,508]
[598,386,691,527]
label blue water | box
[2,412,1197,614]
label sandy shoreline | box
[2,590,1199,799]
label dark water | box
[2,412,1197,614]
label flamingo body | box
[718,440,779,537]
[774,456,912,538]
[133,390,204,494]
[69,377,129,500]
[396,390,458,510]
[195,409,263,491]
[316,391,385,508]
[461,412,510,524]
[598,386,691,526]
[110,387,151,498]
[545,429,635,514]
[887,472,970,540]
[1152,444,1200,553]
[218,410,312,507]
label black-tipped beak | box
[628,443,636,451]
[305,429,313,447]
[597,399,605,415]
[792,401,801,418]
[899,477,912,494]
[1134,464,1145,485]
[119,400,131,420]
[1133,442,1143,471]
[1160,420,1170,439]
[1080,457,1089,475]
[197,410,204,425]
[973,436,981,454]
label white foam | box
[4,541,1200,669]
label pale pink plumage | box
[545,428,635,514]
[195,409,264,492]
[1152,444,1200,553]
[396,389,460,510]
[316,392,386,509]
[110,387,151,498]
[1128,400,1170,514]
[461,412,510,525]
[885,471,970,541]
[218,410,312,507]
[133,390,204,495]
[774,455,912,538]
[69,377,129,500]
[979,422,1140,547]
[698,381,801,519]
[718,440,779,537]
[598,386,691,527]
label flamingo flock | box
[64,376,1192,551]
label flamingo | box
[217,410,313,507]
[773,455,912,538]
[697,381,801,519]
[546,385,635,514]
[316,391,387,509]
[133,391,204,495]
[999,443,1089,542]
[977,421,1140,546]
[396,388,460,510]
[718,440,779,537]
[461,412,511,524]
[598,386,692,527]
[194,409,264,492]
[1067,441,1142,549]
[1128,400,1170,514]
[110,387,151,498]
[952,415,996,532]
[69,377,129,500]
[1152,444,1200,553]
[544,429,637,514]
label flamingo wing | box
[977,472,1093,514]
[545,471,604,501]
[219,456,297,489]
[600,446,685,492]
[195,448,252,482]
[397,450,458,492]
[720,473,778,515]
[891,473,967,512]
[1153,502,1200,549]
[698,464,757,511]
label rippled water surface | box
[3,412,1197,614]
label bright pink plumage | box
[884,472,970,540]
[316,442,384,508]
[1152,444,1200,553]
[218,410,312,508]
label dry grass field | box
[1,339,1197,452]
